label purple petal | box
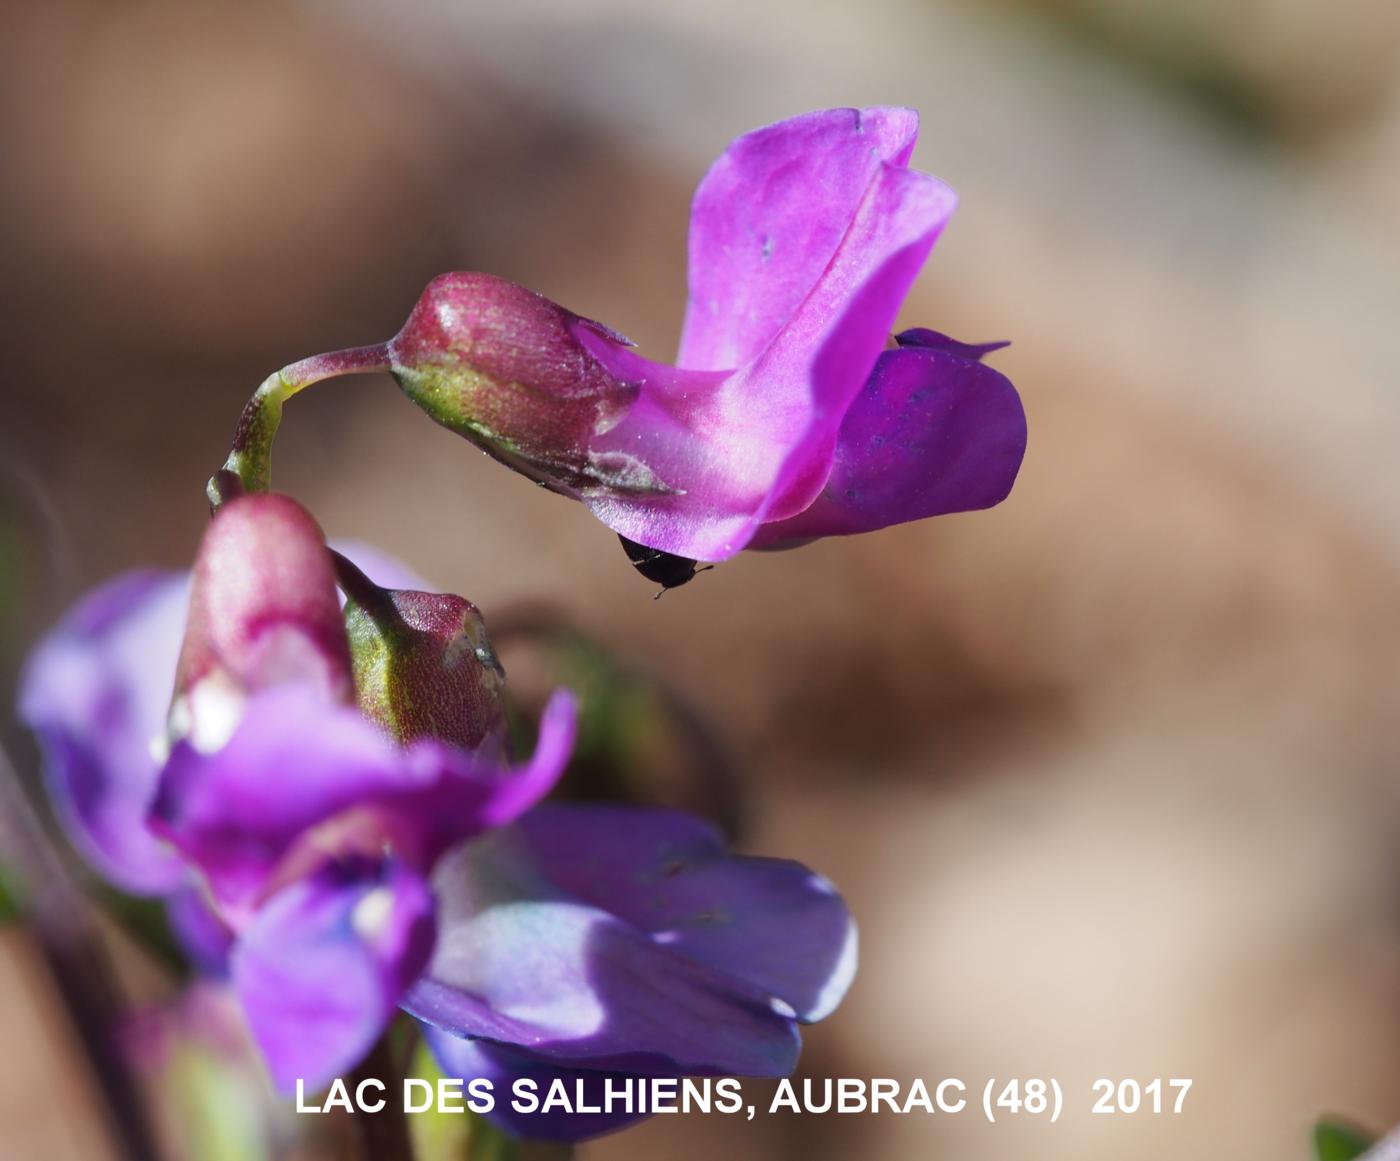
[508,805,856,1023]
[150,685,407,911]
[232,857,435,1092]
[415,689,577,834]
[895,327,1010,361]
[164,882,235,976]
[678,107,919,372]
[423,1031,650,1142]
[150,687,577,913]
[404,813,830,1078]
[583,151,956,561]
[17,570,190,894]
[752,343,1026,546]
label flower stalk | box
[210,343,391,507]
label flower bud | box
[169,493,352,753]
[344,586,506,755]
[386,272,639,496]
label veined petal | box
[404,805,854,1077]
[586,160,956,561]
[508,806,856,1022]
[17,570,190,894]
[751,342,1026,545]
[231,857,435,1092]
[679,106,919,372]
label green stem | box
[208,342,392,508]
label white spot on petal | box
[353,886,395,940]
[185,674,247,754]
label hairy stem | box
[209,343,392,508]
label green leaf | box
[1314,1118,1374,1161]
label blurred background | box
[4,0,1400,1158]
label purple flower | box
[387,106,1025,562]
[22,494,578,1090]
[18,494,857,1127]
[412,805,856,1142]
[19,569,191,895]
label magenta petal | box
[396,688,579,866]
[752,344,1027,545]
[679,107,919,372]
[232,858,435,1092]
[736,160,958,528]
[405,827,800,1077]
[585,156,956,561]
[150,686,406,909]
[17,570,190,894]
[424,1032,650,1142]
[151,687,577,911]
[430,689,576,832]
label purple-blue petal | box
[752,343,1027,546]
[404,805,855,1077]
[231,857,435,1092]
[423,1031,651,1142]
[509,805,856,1022]
[895,327,1011,361]
[164,882,235,977]
[17,570,190,894]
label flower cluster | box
[17,106,1021,1146]
[386,107,1024,568]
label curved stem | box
[208,343,392,508]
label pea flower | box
[22,493,578,1090]
[18,494,857,1136]
[414,806,855,1141]
[384,106,1026,562]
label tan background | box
[3,0,1400,1157]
